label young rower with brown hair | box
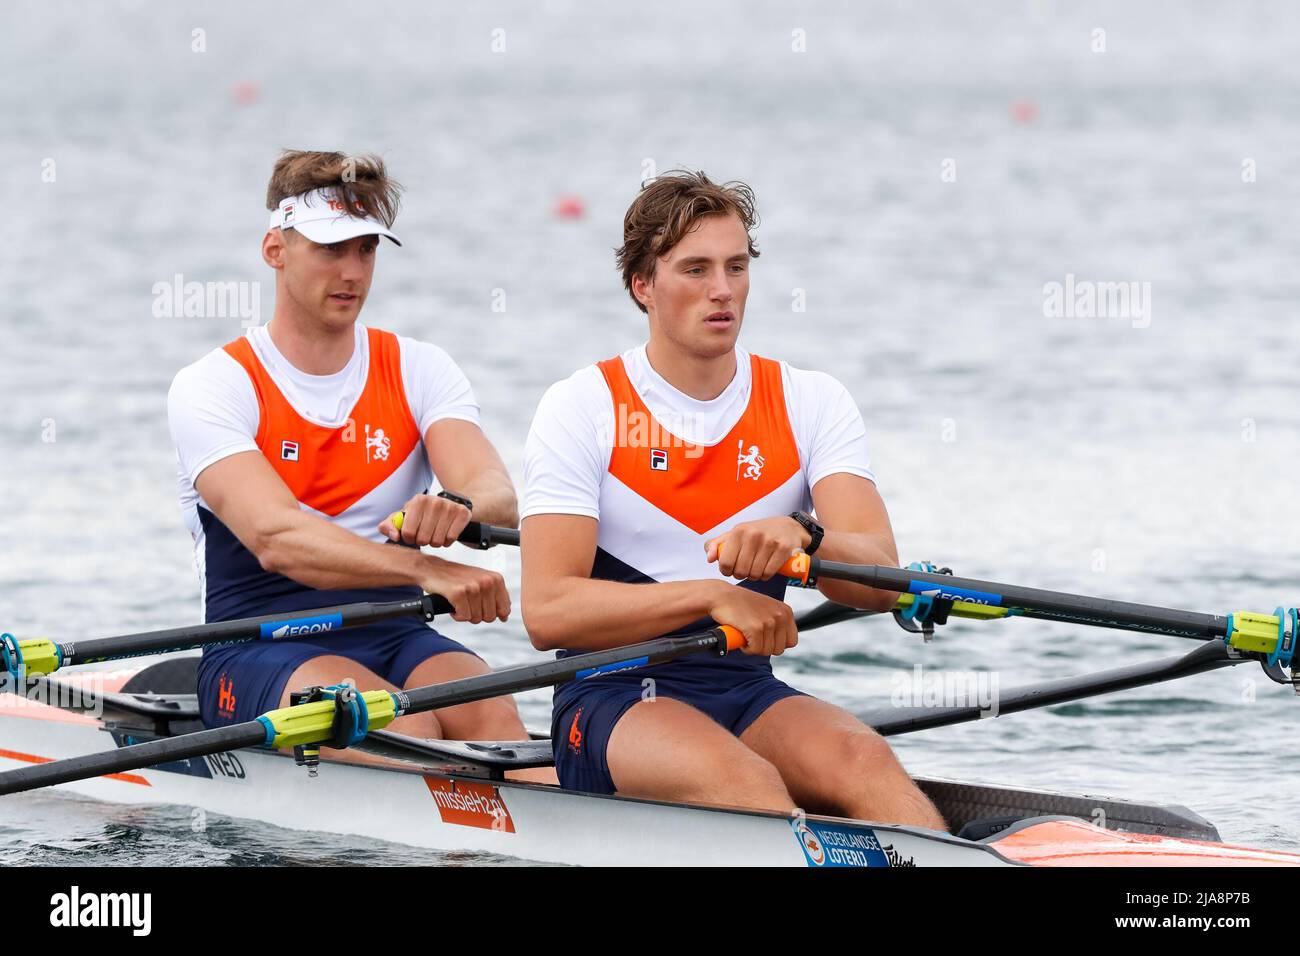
[521,171,945,826]
[168,150,549,777]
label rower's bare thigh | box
[606,697,794,812]
[279,654,440,739]
[740,696,923,812]
[403,651,527,741]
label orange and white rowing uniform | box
[522,344,875,794]
[167,323,480,727]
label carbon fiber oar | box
[779,553,1298,683]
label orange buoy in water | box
[553,195,586,219]
[1011,98,1039,124]
[232,82,260,106]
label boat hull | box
[0,708,1013,866]
[1,679,1297,867]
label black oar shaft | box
[399,628,735,714]
[810,559,1229,641]
[62,594,451,667]
[0,722,268,795]
[792,601,872,633]
[864,640,1237,736]
[463,522,519,549]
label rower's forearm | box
[256,513,425,591]
[524,578,721,652]
[814,531,900,611]
[460,472,519,528]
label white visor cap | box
[269,187,402,246]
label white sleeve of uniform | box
[521,367,612,521]
[399,336,482,435]
[785,365,877,491]
[167,350,261,485]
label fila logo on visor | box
[281,440,299,462]
[650,449,668,471]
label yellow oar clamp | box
[1,634,61,687]
[256,687,398,751]
[20,639,60,680]
[1224,611,1282,656]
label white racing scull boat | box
[0,659,1296,867]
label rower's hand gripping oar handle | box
[387,511,520,550]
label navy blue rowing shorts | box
[197,618,475,727]
[550,651,806,795]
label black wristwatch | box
[789,511,824,555]
[437,490,473,512]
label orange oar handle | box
[717,625,748,651]
[779,552,813,585]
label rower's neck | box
[266,304,356,376]
[644,339,738,402]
